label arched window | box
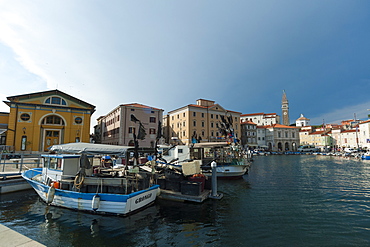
[42,115,65,125]
[45,96,67,106]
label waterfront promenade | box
[0,224,45,247]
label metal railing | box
[0,152,42,179]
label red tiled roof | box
[269,124,298,129]
[241,120,257,125]
[360,119,370,124]
[341,129,357,133]
[241,112,277,117]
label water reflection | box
[2,155,370,246]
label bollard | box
[209,161,223,199]
[211,161,217,197]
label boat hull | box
[361,155,370,160]
[202,164,249,178]
[22,168,160,216]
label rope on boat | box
[74,174,85,190]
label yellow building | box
[0,112,9,146]
[3,90,95,152]
[164,99,241,145]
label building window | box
[201,113,204,118]
[20,113,30,121]
[129,127,136,134]
[75,117,83,124]
[193,120,196,127]
[150,117,156,123]
[45,96,67,106]
[193,112,196,117]
[211,114,214,119]
[211,122,214,128]
[21,136,27,151]
[202,121,205,127]
[149,128,156,134]
[42,115,64,125]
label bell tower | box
[282,90,290,126]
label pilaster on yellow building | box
[2,90,95,152]
[164,99,241,145]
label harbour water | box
[1,155,370,246]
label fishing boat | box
[22,143,160,216]
[158,142,251,178]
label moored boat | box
[22,143,160,216]
[158,142,251,179]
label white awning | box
[193,142,229,148]
[49,142,132,155]
[0,129,7,135]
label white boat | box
[22,143,160,216]
[159,142,251,178]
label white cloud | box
[310,101,370,125]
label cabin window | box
[178,149,183,153]
[44,157,62,171]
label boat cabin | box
[41,154,94,184]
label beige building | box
[164,99,241,145]
[96,103,163,148]
[263,124,299,151]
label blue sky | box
[1,0,370,128]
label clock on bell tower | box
[282,90,290,126]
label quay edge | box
[0,223,45,247]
